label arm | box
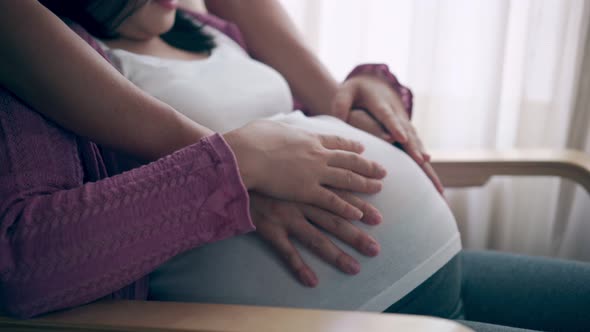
[0,0,214,161]
[0,127,253,318]
[0,0,388,218]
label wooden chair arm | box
[430,149,590,194]
[0,300,472,332]
[11,149,587,331]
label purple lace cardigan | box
[0,10,412,318]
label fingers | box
[288,217,361,275]
[258,226,319,287]
[388,95,428,165]
[331,84,355,120]
[311,186,364,220]
[327,150,386,179]
[361,98,426,166]
[303,205,380,257]
[417,141,431,163]
[394,131,442,194]
[321,168,382,194]
[421,161,445,194]
[348,110,392,141]
[319,134,364,153]
[252,193,365,287]
[343,109,440,197]
[365,99,409,144]
[330,189,383,225]
[334,78,439,197]
[394,129,442,192]
[399,126,426,166]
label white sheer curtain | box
[280,0,590,261]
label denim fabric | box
[385,250,590,332]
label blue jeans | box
[384,250,590,332]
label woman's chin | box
[143,18,176,38]
[116,11,176,39]
[153,0,179,11]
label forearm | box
[0,0,213,161]
[0,134,253,318]
[205,0,342,118]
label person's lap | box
[386,250,590,332]
[149,249,590,331]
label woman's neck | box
[103,36,162,55]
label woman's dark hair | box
[39,0,215,53]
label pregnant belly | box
[149,111,461,311]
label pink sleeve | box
[293,64,414,119]
[0,128,254,317]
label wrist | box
[293,74,340,118]
[177,119,215,146]
[222,130,256,190]
[156,113,212,153]
[330,103,351,122]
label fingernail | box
[365,242,380,256]
[362,208,382,225]
[353,209,364,220]
[301,270,318,287]
[371,181,383,193]
[345,260,360,274]
[370,210,383,224]
[356,142,365,152]
[381,134,393,141]
[399,131,409,143]
[376,164,387,177]
[416,155,425,165]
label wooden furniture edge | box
[0,300,473,332]
[13,148,590,331]
[430,149,590,194]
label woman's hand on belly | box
[249,191,381,287]
[347,109,444,194]
[331,76,444,194]
[223,120,387,220]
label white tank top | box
[99,23,461,312]
[101,24,293,133]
